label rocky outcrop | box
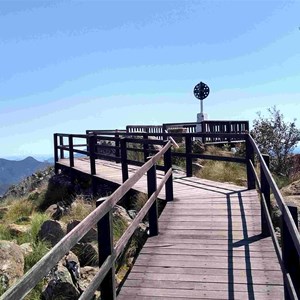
[45,203,69,220]
[0,241,24,289]
[38,220,66,247]
[7,224,30,236]
[42,251,81,299]
[280,179,300,214]
[71,243,98,267]
[67,220,97,243]
[281,179,300,196]
[2,167,53,200]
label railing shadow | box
[227,190,268,300]
[171,177,265,299]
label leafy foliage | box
[251,106,300,176]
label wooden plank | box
[139,248,278,258]
[134,257,281,271]
[130,266,282,279]
[122,279,283,293]
[126,271,283,285]
[118,286,282,299]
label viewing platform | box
[2,121,299,300]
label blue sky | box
[0,0,299,158]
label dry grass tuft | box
[60,196,95,223]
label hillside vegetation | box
[0,167,149,299]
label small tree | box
[251,106,300,176]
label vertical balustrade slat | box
[147,164,158,236]
[282,204,300,300]
[246,135,255,190]
[96,199,116,300]
[120,138,128,182]
[185,135,193,177]
[164,142,173,201]
[261,154,270,236]
[68,135,74,167]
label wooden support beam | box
[282,204,300,299]
[147,164,158,236]
[261,154,270,237]
[97,198,116,300]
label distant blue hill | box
[0,156,51,196]
[292,145,300,154]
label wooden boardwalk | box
[58,158,284,299]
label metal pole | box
[200,100,203,115]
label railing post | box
[68,135,74,168]
[282,204,300,299]
[54,134,59,174]
[115,131,120,163]
[59,136,64,159]
[143,133,149,162]
[185,135,193,177]
[120,138,128,182]
[147,163,158,236]
[246,135,255,190]
[96,199,116,300]
[164,141,173,201]
[261,154,270,236]
[88,134,96,175]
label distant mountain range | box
[0,156,52,196]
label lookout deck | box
[58,157,284,299]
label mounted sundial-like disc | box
[194,82,210,100]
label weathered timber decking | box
[58,157,284,299]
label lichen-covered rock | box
[20,242,33,256]
[0,240,24,288]
[78,266,97,290]
[113,205,132,226]
[67,220,97,243]
[38,220,66,246]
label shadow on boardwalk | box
[118,176,283,300]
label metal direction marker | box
[193,82,210,115]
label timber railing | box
[53,130,300,300]
[82,130,249,181]
[1,140,174,300]
[3,126,300,300]
[247,134,300,300]
[126,120,249,143]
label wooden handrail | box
[248,134,300,299]
[1,141,173,300]
[14,127,300,299]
